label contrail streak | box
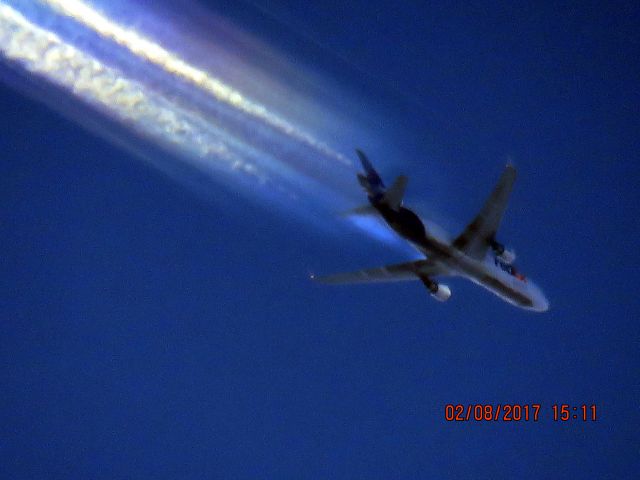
[41,0,350,166]
[0,3,264,180]
[0,0,415,252]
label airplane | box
[312,150,549,312]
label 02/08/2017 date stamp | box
[444,404,597,422]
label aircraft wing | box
[312,259,446,285]
[452,164,516,260]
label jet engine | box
[490,240,516,264]
[431,284,452,302]
[420,276,452,302]
[497,249,516,264]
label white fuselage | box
[412,230,549,312]
[372,200,548,311]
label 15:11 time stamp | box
[444,404,598,422]
[552,404,597,422]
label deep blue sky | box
[1,1,639,478]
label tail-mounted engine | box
[420,276,452,302]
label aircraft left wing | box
[312,259,445,284]
[452,164,516,260]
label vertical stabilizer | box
[355,149,408,209]
[356,149,386,200]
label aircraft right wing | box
[312,259,446,285]
[452,164,516,260]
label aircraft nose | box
[531,286,550,312]
[534,296,550,312]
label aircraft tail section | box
[356,149,385,200]
[384,175,408,210]
[355,149,407,209]
[340,204,378,217]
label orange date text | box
[444,404,541,422]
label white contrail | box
[0,3,266,183]
[0,0,414,251]
[40,0,350,166]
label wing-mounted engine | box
[498,248,516,264]
[420,276,452,302]
[490,239,516,264]
[431,284,452,302]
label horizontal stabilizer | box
[340,204,378,218]
[384,175,408,210]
